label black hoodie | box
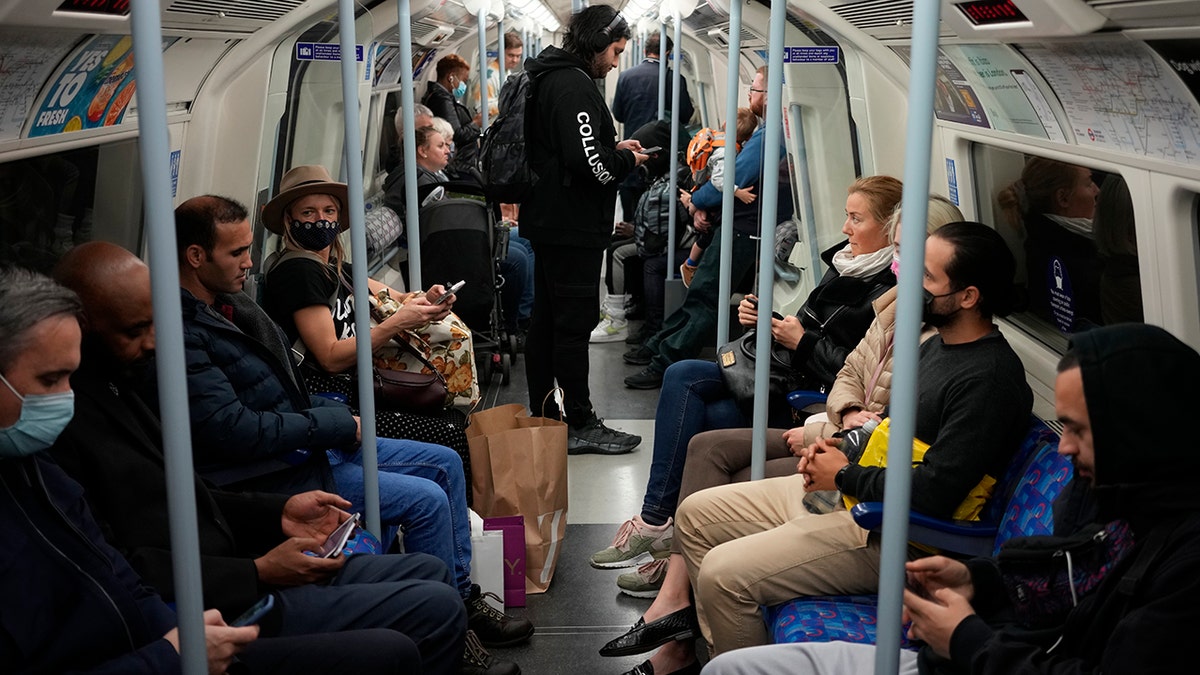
[943,324,1200,675]
[520,47,637,249]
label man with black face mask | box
[520,4,650,455]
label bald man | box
[49,242,471,674]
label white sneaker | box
[590,315,629,342]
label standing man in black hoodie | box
[521,5,650,454]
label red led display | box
[56,0,130,16]
[955,0,1029,26]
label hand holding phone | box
[435,280,466,305]
[313,513,360,558]
[640,146,663,155]
[231,594,275,627]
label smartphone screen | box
[231,594,275,627]
[641,146,662,154]
[315,513,360,558]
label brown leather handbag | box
[373,338,449,414]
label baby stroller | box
[416,180,516,384]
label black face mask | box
[922,288,961,328]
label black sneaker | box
[466,585,534,647]
[568,417,642,455]
[623,345,653,365]
[624,367,664,390]
[459,629,521,675]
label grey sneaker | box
[568,417,641,455]
[590,516,673,568]
[617,557,670,598]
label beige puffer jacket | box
[802,286,937,444]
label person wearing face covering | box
[0,267,442,674]
[600,223,1032,673]
[422,54,482,168]
[704,322,1200,675]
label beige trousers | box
[676,474,901,654]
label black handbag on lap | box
[716,330,808,408]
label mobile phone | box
[641,146,662,154]
[771,311,785,321]
[314,513,360,558]
[905,572,932,600]
[231,594,275,627]
[435,280,466,305]
[747,296,759,309]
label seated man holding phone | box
[49,242,516,675]
[0,266,424,674]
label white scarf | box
[1044,213,1095,238]
[830,243,895,279]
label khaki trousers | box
[676,474,895,654]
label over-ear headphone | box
[585,8,628,54]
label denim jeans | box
[328,438,473,598]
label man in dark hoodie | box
[521,4,649,454]
[703,322,1200,675]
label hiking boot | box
[590,515,673,569]
[623,345,653,365]
[617,557,670,598]
[466,585,534,647]
[459,629,521,675]
[680,261,699,288]
[624,366,664,390]
[568,417,641,455]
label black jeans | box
[641,246,690,336]
[525,243,604,424]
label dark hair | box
[436,54,470,81]
[504,31,523,50]
[931,221,1021,319]
[0,267,82,373]
[645,32,672,56]
[1057,349,1080,373]
[563,5,630,57]
[174,195,249,265]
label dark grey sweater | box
[840,329,1033,518]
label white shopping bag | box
[469,510,505,611]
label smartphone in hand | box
[434,280,466,305]
[641,146,663,154]
[231,594,275,627]
[313,513,361,558]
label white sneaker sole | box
[617,585,661,599]
[589,330,629,343]
[589,550,656,569]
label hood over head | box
[1070,323,1200,517]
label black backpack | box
[634,159,694,256]
[478,71,539,203]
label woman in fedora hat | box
[261,165,534,655]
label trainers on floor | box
[590,314,629,343]
[466,584,534,647]
[568,417,641,455]
[459,629,521,675]
[617,557,670,598]
[680,261,698,288]
[623,345,653,365]
[624,366,664,390]
[590,515,673,569]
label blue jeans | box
[329,438,473,598]
[501,232,535,328]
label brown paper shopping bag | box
[466,403,568,594]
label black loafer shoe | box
[623,345,654,365]
[599,606,698,657]
[624,367,664,390]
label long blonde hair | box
[885,193,964,242]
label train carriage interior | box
[2,0,1200,673]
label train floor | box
[476,321,709,675]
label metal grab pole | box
[875,0,942,672]
[498,17,506,95]
[477,9,490,130]
[397,0,422,289]
[666,13,683,283]
[715,0,742,347]
[337,0,383,538]
[128,3,205,672]
[657,20,667,121]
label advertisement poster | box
[891,46,990,128]
[28,35,176,138]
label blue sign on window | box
[296,42,364,62]
[782,47,840,64]
[946,158,959,205]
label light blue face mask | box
[0,372,75,458]
[453,81,467,99]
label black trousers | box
[240,629,420,674]
[525,242,604,424]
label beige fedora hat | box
[261,165,350,234]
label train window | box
[972,144,1143,352]
[0,143,142,272]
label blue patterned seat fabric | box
[766,418,1071,648]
